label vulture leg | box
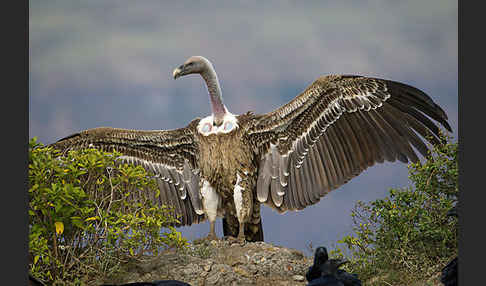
[222,214,239,240]
[207,221,218,240]
[237,222,246,241]
[201,179,221,240]
[233,174,252,241]
[249,200,264,241]
[222,205,264,242]
[223,173,264,242]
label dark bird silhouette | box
[335,270,362,286]
[51,56,452,242]
[307,275,344,286]
[101,280,191,286]
[306,246,331,282]
[306,246,361,286]
[441,205,458,286]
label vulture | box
[51,56,452,242]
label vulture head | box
[173,56,212,79]
[173,56,229,128]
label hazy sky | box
[29,0,457,255]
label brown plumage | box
[51,56,452,242]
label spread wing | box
[51,119,205,226]
[246,75,452,212]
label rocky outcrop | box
[106,239,314,286]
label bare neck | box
[201,66,226,126]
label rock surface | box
[105,239,314,286]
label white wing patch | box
[197,113,239,136]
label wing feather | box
[301,159,314,205]
[307,144,324,191]
[314,136,332,195]
[387,97,443,146]
[50,120,206,226]
[301,151,316,204]
[320,131,340,189]
[312,138,330,195]
[294,162,307,207]
[339,116,367,172]
[354,111,385,164]
[256,152,272,202]
[332,121,360,176]
[324,126,346,183]
[367,109,399,162]
[380,104,419,163]
[248,75,451,212]
[288,160,302,209]
[307,146,323,202]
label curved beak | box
[172,65,184,79]
[173,67,182,79]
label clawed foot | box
[205,233,220,241]
[225,235,246,245]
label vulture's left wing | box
[246,75,451,213]
[50,119,205,226]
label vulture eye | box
[202,123,212,133]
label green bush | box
[28,138,188,285]
[331,132,458,285]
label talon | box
[226,235,245,245]
[237,233,246,244]
[205,233,219,241]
